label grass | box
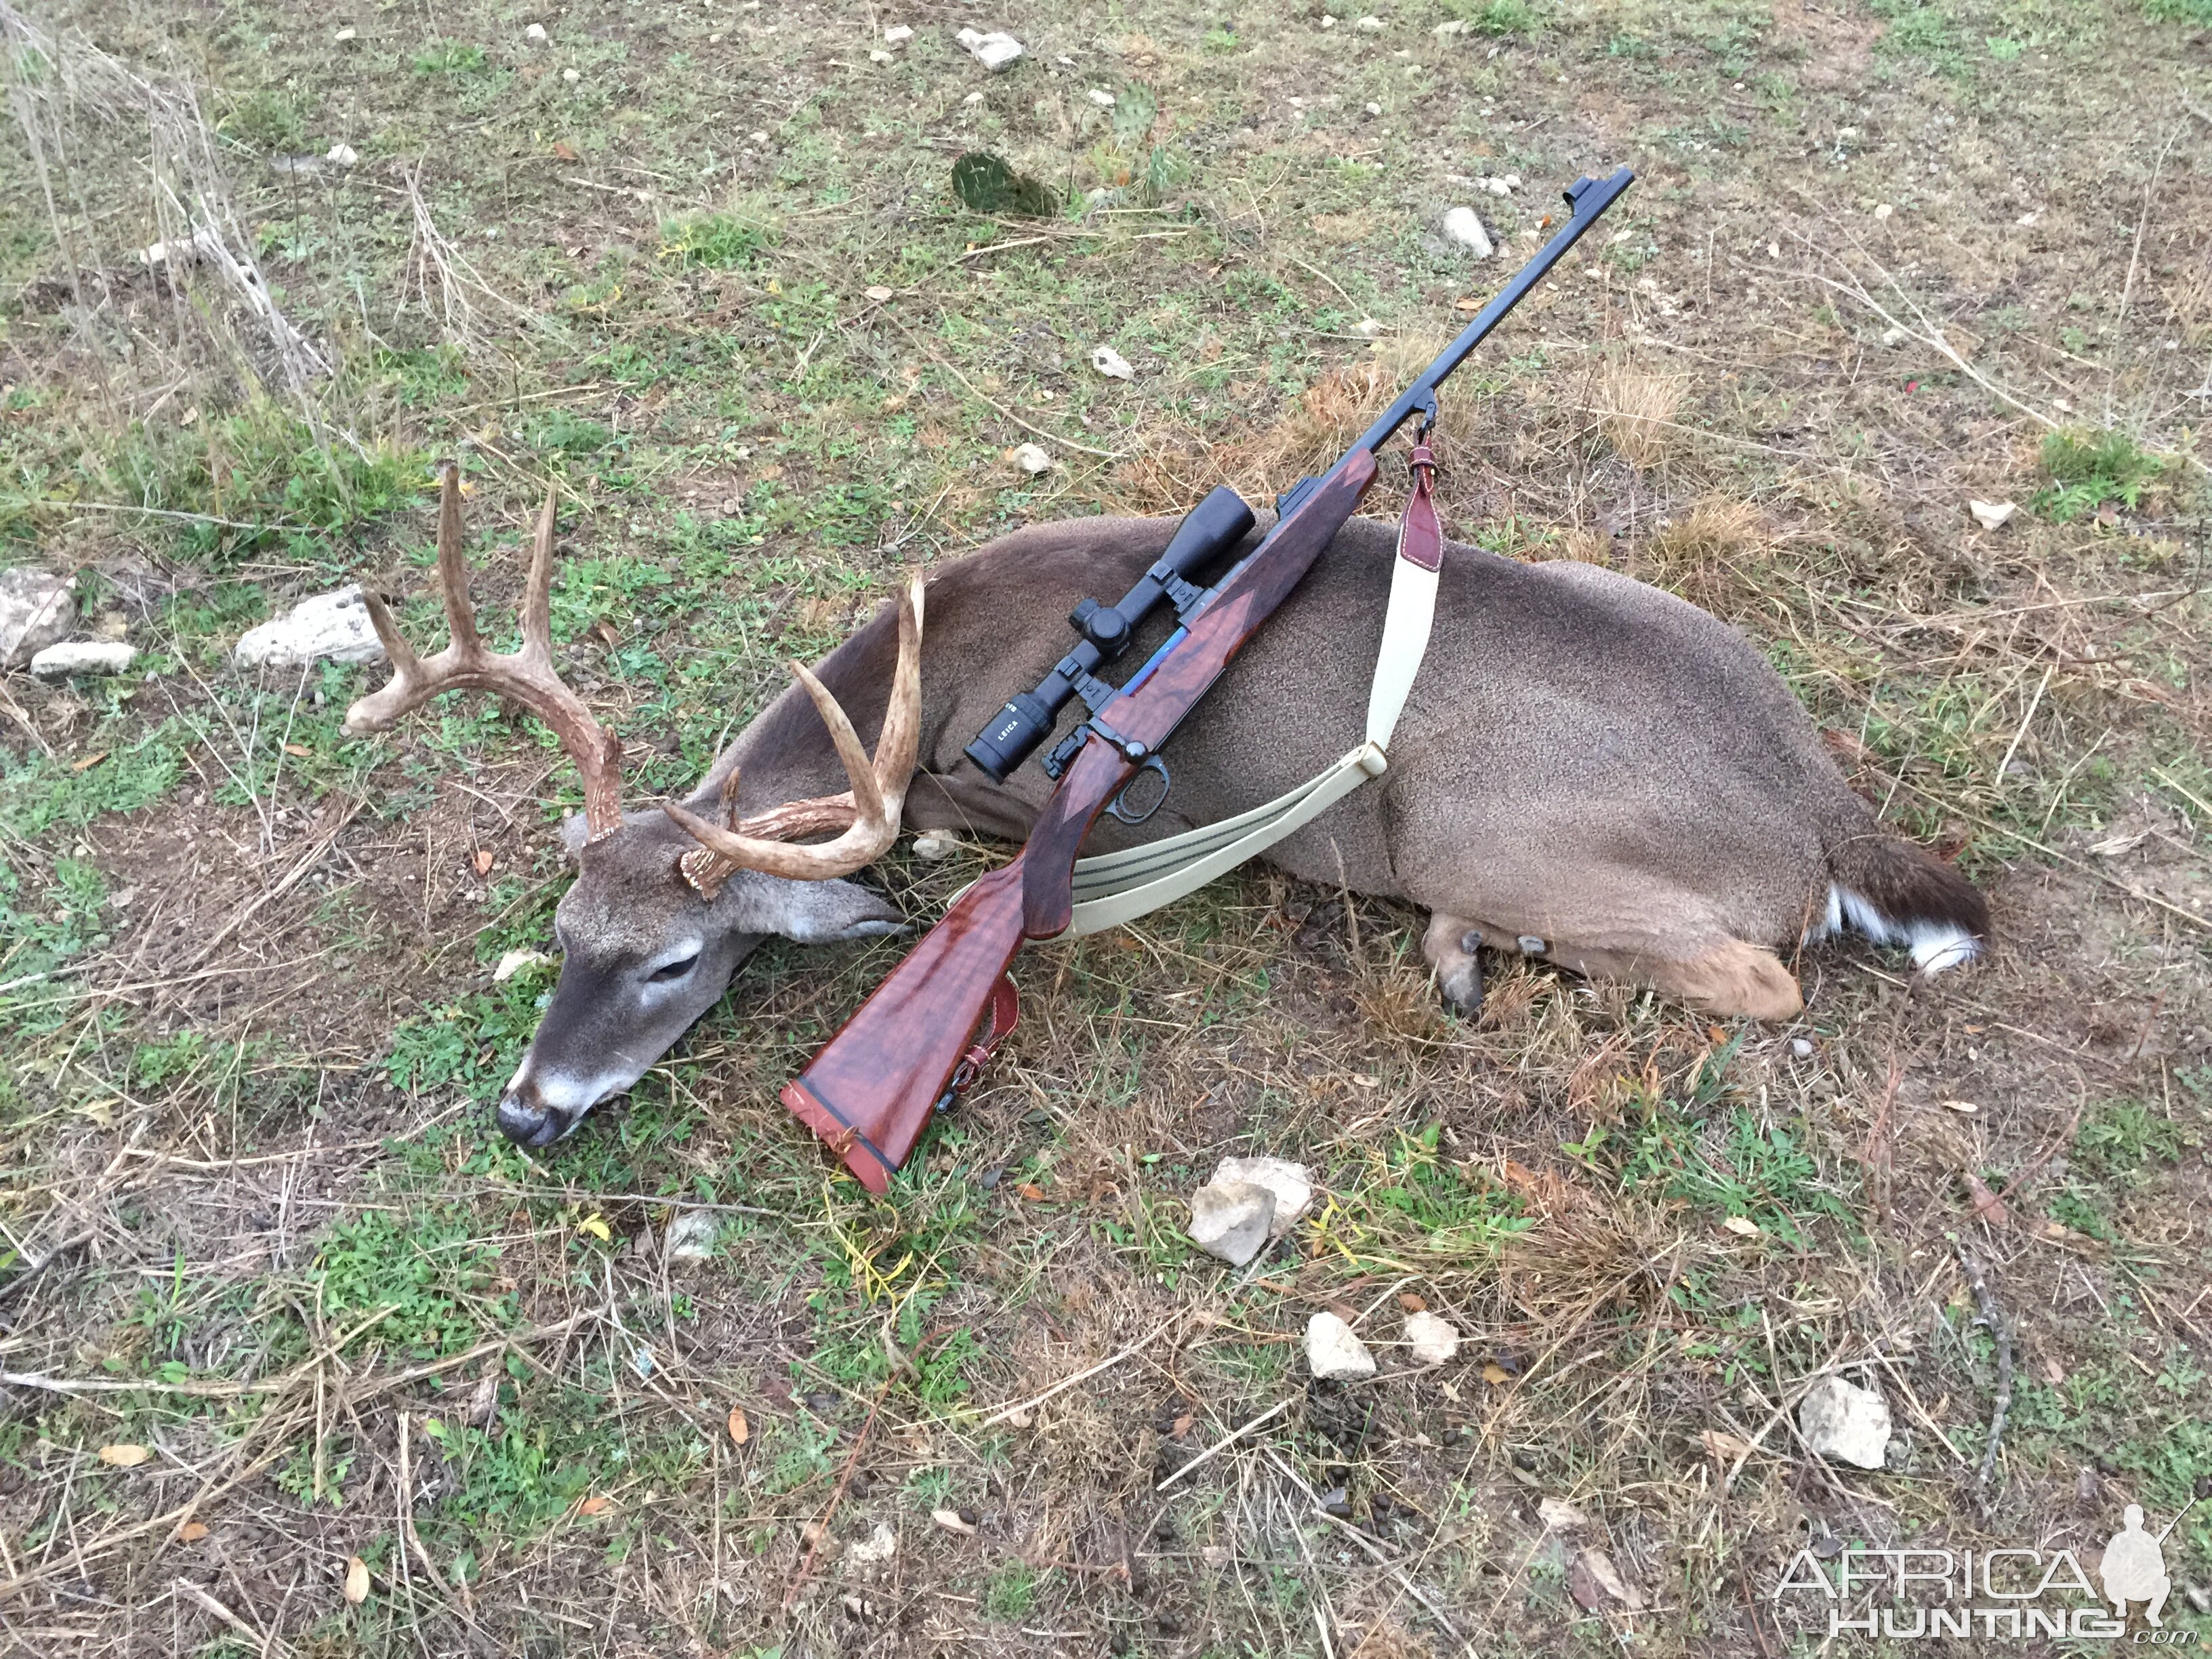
[0,0,2206,1653]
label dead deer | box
[347,468,1986,1147]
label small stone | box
[1087,87,1115,108]
[665,1210,718,1265]
[1441,206,1492,259]
[884,24,914,43]
[1321,14,1337,26]
[493,948,550,983]
[1089,344,1134,380]
[1515,934,1545,955]
[1969,499,2018,531]
[864,285,895,302]
[847,1521,897,1565]
[799,1519,843,1559]
[325,142,359,167]
[29,640,134,680]
[1405,1311,1459,1367]
[334,24,356,43]
[2187,1584,2211,1616]
[1354,13,1383,28]
[870,47,893,63]
[912,830,958,860]
[1208,1157,1313,1237]
[237,585,384,670]
[962,90,985,107]
[1798,1374,1892,1470]
[954,27,1025,72]
[0,569,75,669]
[1502,174,1521,190]
[1483,176,1512,197]
[524,22,548,43]
[1873,202,1893,220]
[1364,100,1381,116]
[562,67,581,83]
[1188,1179,1275,1266]
[1013,443,1053,476]
[1305,1312,1376,1381]
[1790,1037,1815,1059]
[1353,316,1383,338]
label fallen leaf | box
[1940,1099,1980,1115]
[2087,830,2149,859]
[863,284,895,302]
[1538,1496,1592,1532]
[472,848,495,876]
[1397,1292,1427,1313]
[1005,1406,1033,1429]
[1481,1361,1511,1385]
[1088,343,1134,380]
[1170,1412,1195,1439]
[551,141,580,162]
[1706,1025,1729,1045]
[577,1214,612,1242]
[594,619,621,649]
[1699,1428,1757,1462]
[2042,1357,2065,1384]
[71,751,108,773]
[344,1555,370,1604]
[283,741,313,758]
[1721,1216,1762,1237]
[1015,1183,1044,1202]
[98,1443,151,1467]
[1968,499,2018,531]
[467,1370,499,1427]
[727,1406,750,1447]
[578,1494,614,1516]
[931,1507,977,1536]
[178,1521,210,1542]
[1574,1546,1647,1610]
[1963,1170,2010,1229]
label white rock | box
[1013,443,1053,475]
[1873,203,1893,221]
[871,48,894,63]
[1790,1036,1815,1059]
[0,569,77,669]
[1435,18,1468,35]
[1364,100,1381,116]
[1089,344,1134,380]
[864,284,895,302]
[1087,87,1115,108]
[334,24,356,43]
[912,831,958,860]
[326,142,359,167]
[30,641,136,680]
[562,67,581,83]
[234,585,385,670]
[1354,14,1384,28]
[750,130,770,145]
[884,24,914,43]
[962,90,985,107]
[954,28,1025,72]
[1969,499,2018,531]
[1306,1313,1376,1380]
[1404,1310,1459,1366]
[1353,317,1382,338]
[1187,1180,1275,1266]
[1502,174,1522,190]
[524,22,548,43]
[665,1210,718,1265]
[1483,176,1512,197]
[847,1521,898,1565]
[1441,206,1493,259]
[493,948,550,983]
[1798,1374,1892,1470]
[1208,1157,1313,1237]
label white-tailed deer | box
[347,468,1986,1147]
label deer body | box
[350,484,1984,1147]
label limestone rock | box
[1305,1312,1375,1380]
[234,585,385,670]
[1969,499,2018,531]
[848,1521,898,1565]
[1013,442,1053,475]
[1404,1310,1459,1366]
[1189,1181,1274,1266]
[1208,1156,1313,1238]
[1798,1374,1891,1469]
[1441,206,1492,259]
[0,569,75,670]
[1089,344,1134,380]
[664,1210,718,1265]
[29,640,136,680]
[954,28,1024,72]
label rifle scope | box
[963,485,1256,782]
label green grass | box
[2032,426,2173,521]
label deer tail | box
[1816,821,1990,975]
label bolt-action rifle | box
[781,167,1636,1192]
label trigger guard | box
[1105,754,1171,825]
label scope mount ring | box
[1105,753,1172,825]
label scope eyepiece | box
[964,690,1059,783]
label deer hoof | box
[1438,954,1483,1016]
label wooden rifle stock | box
[779,859,1027,1193]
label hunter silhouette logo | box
[2102,1505,2171,1627]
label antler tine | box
[433,464,483,659]
[518,487,557,668]
[664,573,926,888]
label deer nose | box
[495,1090,566,1149]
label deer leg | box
[1548,935,1803,1021]
[1421,912,1486,1015]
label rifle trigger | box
[1105,753,1172,825]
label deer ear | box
[558,811,594,861]
[720,873,904,944]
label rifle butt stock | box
[779,859,1029,1193]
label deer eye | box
[647,951,700,983]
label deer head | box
[345,465,924,1147]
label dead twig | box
[1954,1240,2015,1506]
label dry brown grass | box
[1595,359,1689,469]
[1644,494,1770,611]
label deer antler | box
[343,464,626,840]
[663,575,924,892]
